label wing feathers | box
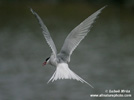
[59,6,106,62]
[31,8,57,56]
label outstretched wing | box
[59,6,106,62]
[31,8,57,56]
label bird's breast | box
[57,63,68,69]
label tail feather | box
[47,63,94,88]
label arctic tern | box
[31,6,106,88]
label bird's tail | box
[47,63,94,88]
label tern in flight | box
[31,6,106,88]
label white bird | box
[31,6,106,88]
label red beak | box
[42,61,47,66]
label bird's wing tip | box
[30,8,35,14]
[102,5,108,9]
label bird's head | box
[43,57,50,66]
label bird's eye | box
[46,57,50,61]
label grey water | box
[0,4,134,100]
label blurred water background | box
[0,0,134,100]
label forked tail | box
[47,63,94,88]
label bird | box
[31,6,106,88]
